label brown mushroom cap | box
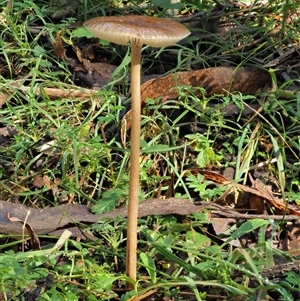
[83,15,190,47]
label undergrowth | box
[0,0,300,300]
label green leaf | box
[142,144,184,153]
[72,27,93,38]
[33,45,46,57]
[221,219,269,248]
[140,252,157,283]
[144,232,203,276]
[92,188,127,214]
[93,272,124,290]
[152,0,183,10]
[186,231,211,247]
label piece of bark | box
[121,67,272,137]
[0,198,201,235]
[140,67,271,104]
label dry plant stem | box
[126,42,142,286]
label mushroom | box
[84,15,190,283]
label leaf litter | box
[1,0,300,300]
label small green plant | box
[280,271,300,300]
[186,133,223,167]
[186,172,226,201]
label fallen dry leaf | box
[249,193,266,214]
[6,212,41,250]
[33,175,45,188]
[92,62,117,81]
[0,90,10,107]
[194,169,300,216]
[190,169,229,184]
[121,66,272,140]
[53,31,67,60]
[237,183,300,216]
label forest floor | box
[0,0,300,300]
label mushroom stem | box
[126,41,142,284]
